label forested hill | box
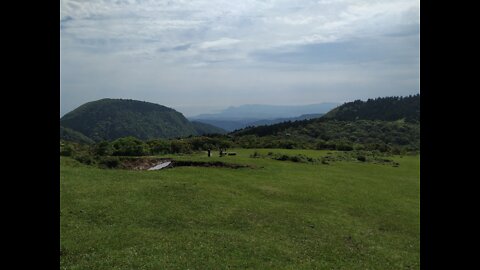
[323,94,419,122]
[60,126,95,145]
[230,94,420,151]
[233,94,420,136]
[60,99,199,141]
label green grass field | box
[60,149,420,269]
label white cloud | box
[198,38,241,50]
[61,0,419,55]
[60,0,420,116]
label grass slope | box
[61,149,419,269]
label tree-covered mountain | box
[191,121,227,135]
[60,126,95,144]
[60,99,199,141]
[323,94,419,122]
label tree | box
[93,141,112,156]
[111,137,148,156]
[147,139,170,154]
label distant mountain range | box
[248,114,324,127]
[189,103,339,131]
[190,113,325,132]
[191,103,339,120]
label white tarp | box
[147,161,172,170]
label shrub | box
[316,141,336,150]
[250,151,261,158]
[334,140,354,151]
[391,146,403,155]
[73,153,95,165]
[170,140,192,154]
[111,137,149,156]
[98,156,120,168]
[60,144,73,156]
[93,141,112,156]
[290,155,302,162]
[147,139,171,155]
[275,154,290,161]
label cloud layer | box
[60,0,420,116]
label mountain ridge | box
[190,102,339,120]
[191,113,325,132]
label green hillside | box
[60,126,95,145]
[323,94,419,122]
[60,99,198,141]
[231,95,420,152]
[233,119,419,151]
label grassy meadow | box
[60,148,420,269]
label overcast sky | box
[60,0,419,117]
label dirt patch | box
[118,157,170,170]
[116,157,254,170]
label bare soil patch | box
[116,157,254,170]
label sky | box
[60,0,420,117]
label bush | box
[289,155,302,162]
[357,155,366,162]
[147,139,171,155]
[275,154,290,161]
[271,153,313,163]
[60,144,73,156]
[334,140,354,151]
[98,156,120,168]
[316,140,336,150]
[111,137,148,156]
[73,153,95,165]
[93,141,112,156]
[391,146,404,155]
[336,144,354,151]
[250,151,261,158]
[170,140,192,154]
